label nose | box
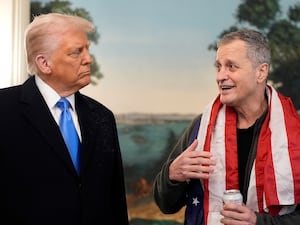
[216,66,228,83]
[82,49,93,65]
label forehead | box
[216,40,248,62]
[57,29,89,47]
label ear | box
[35,54,51,74]
[256,63,269,83]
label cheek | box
[238,81,256,99]
[70,61,82,73]
[50,57,82,78]
[63,63,80,75]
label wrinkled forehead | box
[216,40,248,59]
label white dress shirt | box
[35,75,82,141]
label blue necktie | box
[56,98,80,174]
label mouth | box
[80,71,91,77]
[219,85,235,93]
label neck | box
[236,98,268,129]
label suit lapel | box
[75,93,97,172]
[20,77,78,176]
[75,92,113,173]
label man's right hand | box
[169,139,216,182]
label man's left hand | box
[220,202,257,225]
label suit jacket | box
[0,76,129,225]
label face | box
[215,40,260,108]
[46,29,93,96]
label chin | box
[220,97,232,106]
[81,76,91,86]
[220,96,226,104]
[77,82,90,91]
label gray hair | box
[24,13,94,75]
[217,29,271,67]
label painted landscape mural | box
[116,113,194,224]
[30,0,300,224]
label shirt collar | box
[35,75,76,110]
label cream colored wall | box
[0,0,29,88]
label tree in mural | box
[208,0,300,110]
[31,0,103,84]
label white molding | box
[11,0,30,86]
[0,0,29,88]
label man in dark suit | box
[0,13,129,225]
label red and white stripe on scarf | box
[196,85,300,225]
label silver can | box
[223,189,243,205]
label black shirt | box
[237,124,255,194]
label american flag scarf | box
[191,85,300,225]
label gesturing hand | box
[220,203,257,225]
[169,139,216,182]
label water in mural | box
[116,113,194,224]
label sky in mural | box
[38,0,298,114]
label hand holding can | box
[222,189,243,219]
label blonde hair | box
[25,13,94,75]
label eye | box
[214,63,221,72]
[69,48,82,58]
[227,63,238,72]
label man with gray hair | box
[153,29,300,225]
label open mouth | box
[220,85,234,90]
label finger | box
[185,171,210,180]
[186,139,198,152]
[188,151,216,168]
[187,164,215,173]
[186,140,214,159]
